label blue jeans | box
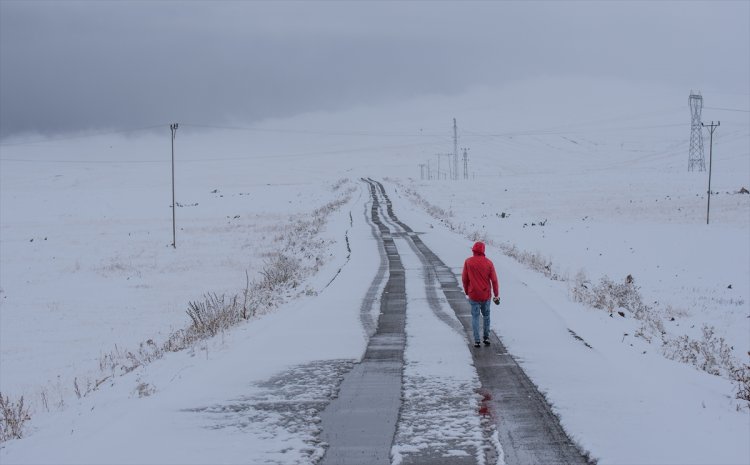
[470,299,491,343]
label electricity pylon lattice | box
[688,92,706,172]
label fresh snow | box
[1,77,748,464]
[389,190,749,464]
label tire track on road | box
[376,197,466,339]
[358,189,389,339]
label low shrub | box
[662,325,736,377]
[501,244,561,280]
[730,363,750,403]
[0,393,30,442]
[259,254,299,290]
[400,186,453,219]
[572,273,649,315]
[468,230,487,243]
[187,293,243,338]
[571,272,666,341]
[331,178,350,191]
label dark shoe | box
[483,337,491,346]
[474,341,481,348]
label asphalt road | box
[319,179,592,465]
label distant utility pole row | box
[419,118,469,181]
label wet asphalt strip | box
[369,179,592,465]
[319,180,406,465]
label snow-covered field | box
[393,153,749,369]
[1,77,748,463]
[0,135,349,397]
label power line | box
[0,158,166,164]
[180,122,449,138]
[463,122,686,139]
[704,106,750,113]
[0,140,447,164]
[1,107,694,148]
[467,107,685,137]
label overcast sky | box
[1,0,748,139]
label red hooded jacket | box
[462,242,499,302]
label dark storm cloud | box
[1,1,748,138]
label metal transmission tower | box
[688,92,706,171]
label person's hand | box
[493,296,500,305]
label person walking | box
[462,241,500,348]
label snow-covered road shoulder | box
[0,181,381,464]
[385,180,750,465]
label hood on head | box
[472,241,485,256]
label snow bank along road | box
[319,179,591,465]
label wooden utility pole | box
[436,153,453,180]
[170,123,179,248]
[453,118,458,180]
[462,147,469,180]
[701,121,719,224]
